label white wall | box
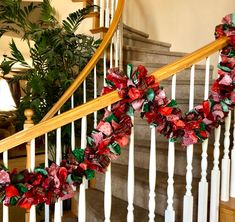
[123,0,235,52]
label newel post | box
[24,109,36,222]
[24,109,34,170]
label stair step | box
[115,139,214,178]
[123,24,149,39]
[123,33,171,51]
[123,46,186,64]
[95,163,199,221]
[86,188,164,222]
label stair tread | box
[108,163,199,197]
[123,24,150,39]
[123,33,171,48]
[86,188,164,222]
[123,45,186,56]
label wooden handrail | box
[41,0,125,122]
[0,36,229,152]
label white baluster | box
[109,0,115,69]
[209,126,221,222]
[118,21,123,70]
[104,51,107,85]
[3,151,9,222]
[110,0,115,22]
[78,80,87,222]
[221,110,231,201]
[114,16,119,68]
[197,57,210,222]
[148,125,156,222]
[94,0,99,12]
[127,116,135,222]
[94,66,98,128]
[230,109,235,197]
[54,110,62,222]
[30,138,36,222]
[165,74,176,222]
[99,0,105,27]
[104,164,112,222]
[183,65,195,222]
[44,133,50,222]
[105,0,110,28]
[71,95,75,151]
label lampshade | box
[0,77,16,111]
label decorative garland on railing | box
[0,14,235,209]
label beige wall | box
[123,0,235,52]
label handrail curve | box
[0,36,229,153]
[41,0,125,122]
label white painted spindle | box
[165,74,176,222]
[30,139,36,222]
[209,126,221,222]
[183,65,195,222]
[104,51,107,85]
[118,21,123,70]
[94,66,98,128]
[109,1,115,69]
[221,110,231,201]
[54,110,62,222]
[3,151,9,222]
[127,116,135,222]
[230,109,235,197]
[44,133,50,222]
[99,0,105,27]
[104,164,112,222]
[148,125,156,222]
[105,0,110,28]
[197,57,210,222]
[78,80,87,222]
[94,0,99,12]
[71,95,75,151]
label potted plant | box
[0,0,101,153]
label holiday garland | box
[0,14,235,209]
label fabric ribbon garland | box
[0,13,235,209]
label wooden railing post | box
[23,109,36,222]
[24,109,34,170]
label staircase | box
[83,24,215,222]
[1,1,234,222]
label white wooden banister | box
[44,133,50,222]
[148,125,156,222]
[104,164,112,222]
[54,110,62,222]
[221,110,231,201]
[71,95,76,151]
[209,125,221,222]
[99,0,105,27]
[78,80,88,222]
[197,57,210,222]
[165,74,176,222]
[183,65,195,222]
[3,151,8,222]
[230,109,235,197]
[127,116,135,222]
